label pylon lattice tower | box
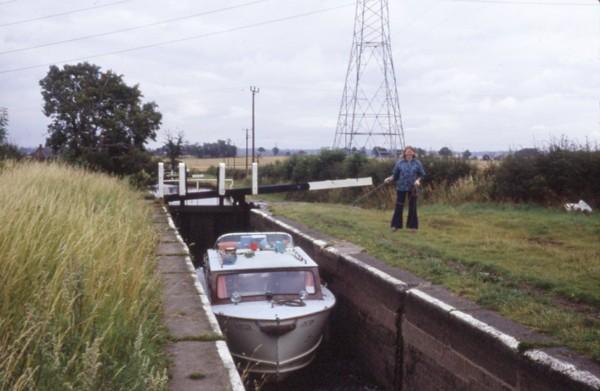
[333,0,405,154]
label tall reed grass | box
[0,162,167,391]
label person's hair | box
[402,146,417,159]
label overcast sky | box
[0,0,599,151]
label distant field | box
[184,155,289,172]
[183,155,494,173]
[471,159,497,169]
[269,201,600,362]
[0,163,167,391]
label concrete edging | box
[162,205,245,391]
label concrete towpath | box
[151,200,244,391]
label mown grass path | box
[270,202,600,362]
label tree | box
[415,147,427,157]
[39,62,161,175]
[258,147,266,154]
[462,150,472,160]
[514,148,540,159]
[0,108,23,160]
[438,146,453,158]
[185,139,236,158]
[164,131,184,170]
[0,107,7,144]
[272,146,279,156]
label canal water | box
[248,339,382,391]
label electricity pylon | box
[333,0,405,155]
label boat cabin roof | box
[215,232,294,251]
[206,246,317,272]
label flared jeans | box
[390,190,418,229]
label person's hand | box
[414,178,421,187]
[384,176,393,184]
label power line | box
[0,0,268,55]
[0,0,130,28]
[448,0,597,6]
[0,2,354,75]
[0,0,17,5]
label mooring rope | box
[351,181,389,206]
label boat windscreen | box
[215,233,294,250]
[216,270,315,299]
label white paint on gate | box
[252,162,258,195]
[218,162,226,196]
[157,162,164,198]
[178,162,186,196]
[308,177,373,191]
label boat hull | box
[216,308,332,379]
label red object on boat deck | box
[250,242,258,251]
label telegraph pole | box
[245,128,249,172]
[250,86,259,163]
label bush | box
[0,143,23,160]
[420,157,476,187]
[258,144,599,208]
[489,145,600,206]
[258,150,478,206]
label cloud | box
[0,0,598,150]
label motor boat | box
[196,232,336,380]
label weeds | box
[0,163,168,391]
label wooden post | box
[252,162,258,195]
[218,163,226,196]
[158,162,164,198]
[178,162,186,206]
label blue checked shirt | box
[391,159,426,191]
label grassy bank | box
[269,201,600,362]
[0,163,167,391]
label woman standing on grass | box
[384,146,425,232]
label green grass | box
[0,162,168,391]
[269,201,600,362]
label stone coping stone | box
[157,241,187,256]
[161,272,214,339]
[520,347,600,391]
[159,230,180,244]
[350,252,427,288]
[166,341,234,391]
[416,285,553,345]
[157,255,191,274]
[255,212,332,244]
[156,203,244,391]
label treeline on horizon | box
[256,142,600,208]
[155,138,238,159]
